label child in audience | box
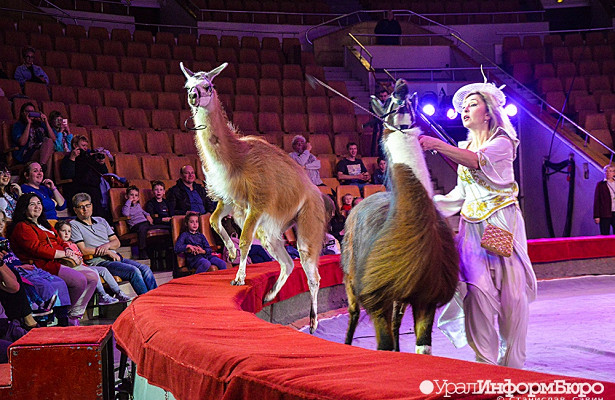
[352,196,363,207]
[55,221,132,304]
[121,185,155,259]
[341,193,353,217]
[174,211,227,273]
[145,181,171,226]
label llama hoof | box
[230,279,245,286]
[226,246,237,261]
[415,345,432,355]
[263,291,276,303]
[309,319,318,334]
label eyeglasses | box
[0,171,10,177]
[24,55,34,59]
[76,203,92,210]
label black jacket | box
[167,179,215,215]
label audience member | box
[167,165,215,215]
[14,46,49,89]
[122,186,168,259]
[70,193,157,295]
[340,193,353,217]
[0,253,30,358]
[48,111,73,152]
[174,211,227,273]
[8,193,98,326]
[593,163,615,235]
[369,88,390,157]
[11,102,55,170]
[145,180,171,226]
[60,135,110,219]
[352,196,363,207]
[55,220,131,305]
[20,162,66,220]
[0,210,70,326]
[336,142,370,193]
[372,157,388,185]
[288,135,324,186]
[0,162,21,220]
[374,10,402,45]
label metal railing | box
[36,0,131,15]
[193,8,339,26]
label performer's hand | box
[418,135,440,152]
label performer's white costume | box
[435,127,537,368]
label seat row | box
[502,32,615,54]
[505,44,615,68]
[0,18,297,51]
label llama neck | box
[384,129,433,198]
[192,95,245,168]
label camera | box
[91,151,106,161]
[0,238,11,253]
[28,112,41,118]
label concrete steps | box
[323,66,372,115]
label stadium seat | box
[146,131,173,155]
[123,108,150,129]
[142,155,170,180]
[118,130,147,154]
[77,87,103,107]
[90,128,119,153]
[152,110,179,130]
[173,133,197,156]
[103,90,129,109]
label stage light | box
[419,91,438,117]
[446,108,457,120]
[422,104,436,116]
[505,103,518,117]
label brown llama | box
[342,79,459,352]
[180,62,327,333]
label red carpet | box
[113,254,615,400]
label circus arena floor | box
[299,275,615,383]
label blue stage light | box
[505,104,518,117]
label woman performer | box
[418,80,537,368]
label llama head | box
[180,62,228,110]
[383,79,418,132]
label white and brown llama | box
[180,62,327,333]
[342,79,459,352]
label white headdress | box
[452,66,506,113]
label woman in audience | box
[8,193,97,326]
[0,162,21,220]
[593,163,615,235]
[48,111,73,153]
[11,102,55,171]
[20,161,66,220]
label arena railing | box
[35,0,132,15]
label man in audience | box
[336,142,370,194]
[69,193,157,296]
[14,47,49,89]
[60,135,111,219]
[167,165,215,215]
[288,135,324,186]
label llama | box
[342,79,459,352]
[180,62,327,333]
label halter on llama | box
[341,79,459,352]
[180,62,327,333]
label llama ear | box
[180,62,194,79]
[207,62,228,81]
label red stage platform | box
[112,254,615,400]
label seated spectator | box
[0,255,29,361]
[122,186,168,260]
[60,135,110,219]
[48,111,73,153]
[11,102,55,170]
[167,165,215,215]
[14,46,49,89]
[288,135,324,186]
[0,210,70,326]
[352,196,363,207]
[20,162,66,220]
[372,157,388,186]
[55,220,131,304]
[340,193,353,217]
[336,142,370,194]
[70,193,158,295]
[145,180,171,226]
[8,193,98,326]
[0,162,21,220]
[174,211,227,273]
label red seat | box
[95,106,123,129]
[150,43,171,59]
[258,96,282,114]
[259,78,281,96]
[86,71,111,89]
[146,131,173,154]
[283,96,305,113]
[90,128,119,152]
[123,108,151,129]
[157,92,183,110]
[308,114,332,135]
[120,57,144,74]
[142,155,170,180]
[24,82,50,103]
[130,92,156,110]
[134,30,154,44]
[118,130,146,154]
[283,113,308,134]
[232,111,258,134]
[102,41,126,57]
[155,31,176,46]
[234,95,258,113]
[126,42,149,58]
[164,75,185,93]
[260,64,281,80]
[69,104,96,126]
[258,112,282,133]
[173,134,197,156]
[41,101,68,118]
[59,68,85,87]
[145,59,168,75]
[88,26,109,41]
[152,110,179,130]
[282,79,304,97]
[283,65,303,80]
[112,72,137,91]
[95,55,120,72]
[65,24,87,39]
[139,74,163,92]
[173,45,194,61]
[332,114,357,134]
[55,36,77,52]
[77,87,103,107]
[44,51,70,69]
[51,85,77,105]
[79,38,102,55]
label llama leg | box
[210,201,236,261]
[392,301,406,352]
[231,212,261,286]
[260,236,294,303]
[297,246,321,334]
[413,305,436,355]
[344,275,360,345]
[373,307,394,351]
